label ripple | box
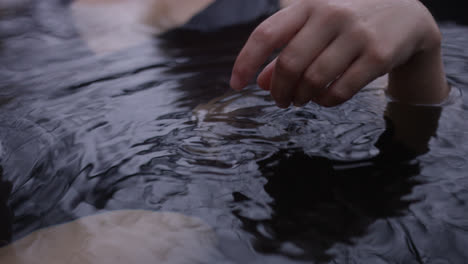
[1,4,468,264]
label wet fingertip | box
[230,76,243,91]
[275,101,290,109]
[311,95,326,107]
[292,101,306,107]
[256,77,270,91]
[315,97,336,108]
[258,82,270,91]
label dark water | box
[1,1,468,263]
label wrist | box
[388,46,449,105]
[387,7,449,105]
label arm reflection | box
[0,167,13,247]
[233,102,442,261]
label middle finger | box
[270,13,341,107]
[292,30,363,106]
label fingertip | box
[315,98,338,108]
[276,101,291,108]
[272,94,291,108]
[257,73,271,91]
[230,75,243,91]
[292,99,307,107]
[258,81,269,91]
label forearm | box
[387,2,450,105]
[388,44,449,105]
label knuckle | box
[325,5,353,20]
[300,0,313,9]
[426,24,442,49]
[303,70,325,88]
[276,54,300,77]
[251,23,275,44]
[349,24,372,43]
[367,47,392,67]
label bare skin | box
[231,0,450,107]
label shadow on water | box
[233,104,442,262]
[0,167,13,246]
[1,0,468,263]
[158,26,256,109]
[240,150,420,262]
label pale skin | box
[230,0,450,108]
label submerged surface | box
[1,1,468,263]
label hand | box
[230,0,448,108]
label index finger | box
[230,3,310,90]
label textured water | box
[1,1,468,263]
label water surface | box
[1,1,468,263]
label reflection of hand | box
[383,102,442,156]
[230,0,448,108]
[0,169,13,246]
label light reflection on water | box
[1,1,468,263]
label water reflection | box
[234,103,442,261]
[0,167,13,246]
[1,0,468,263]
